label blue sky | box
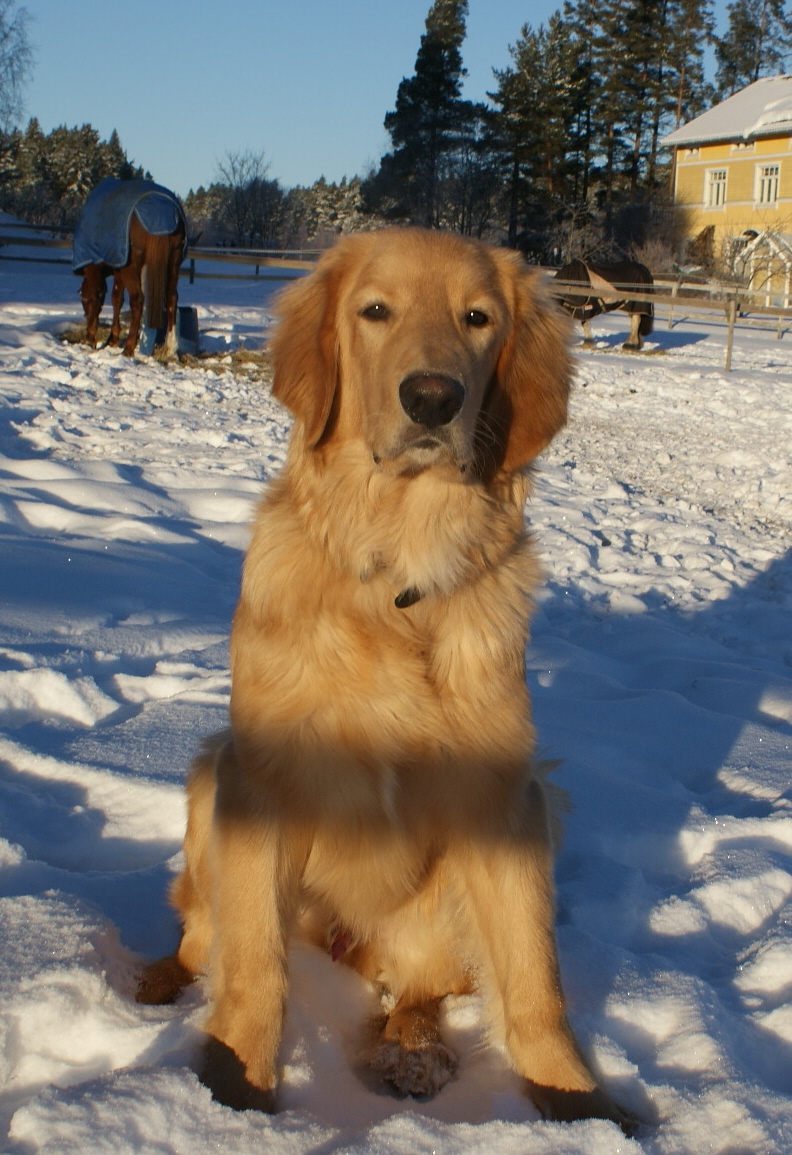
[25,0,728,199]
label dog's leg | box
[198,741,307,1112]
[136,752,217,1005]
[459,778,634,1131]
[135,864,212,1005]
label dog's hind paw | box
[369,1038,458,1099]
[135,954,195,1005]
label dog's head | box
[269,229,571,479]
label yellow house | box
[665,76,792,294]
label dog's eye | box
[361,302,390,322]
[465,309,489,327]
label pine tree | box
[562,0,602,204]
[666,0,716,127]
[99,130,138,182]
[364,0,474,227]
[489,15,580,246]
[561,0,714,218]
[15,115,44,187]
[715,0,792,96]
[618,0,678,195]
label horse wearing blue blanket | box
[74,178,187,357]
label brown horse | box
[554,259,654,350]
[74,179,187,357]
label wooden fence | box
[2,223,791,370]
[545,273,792,371]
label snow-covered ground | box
[0,255,790,1155]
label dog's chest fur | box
[229,444,539,825]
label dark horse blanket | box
[73,178,186,272]
[554,259,654,337]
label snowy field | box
[0,253,790,1155]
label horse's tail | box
[144,233,172,331]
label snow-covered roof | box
[664,75,792,147]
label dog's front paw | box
[525,1081,640,1135]
[199,1037,277,1113]
[369,1038,458,1099]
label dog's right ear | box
[269,250,341,446]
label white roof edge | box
[663,75,792,147]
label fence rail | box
[0,228,316,275]
[2,226,790,369]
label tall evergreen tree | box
[666,0,716,127]
[561,0,714,214]
[489,15,580,246]
[364,0,474,227]
[715,0,792,96]
[562,0,602,203]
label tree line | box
[0,0,791,264]
[0,118,144,228]
[183,0,792,264]
[360,0,792,262]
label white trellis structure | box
[729,230,792,306]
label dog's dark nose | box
[399,373,465,428]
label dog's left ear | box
[269,248,343,446]
[485,254,572,473]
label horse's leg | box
[623,312,642,351]
[108,274,125,347]
[80,266,107,348]
[162,235,184,357]
[581,319,595,344]
[123,249,146,357]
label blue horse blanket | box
[73,178,186,272]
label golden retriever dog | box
[137,228,631,1131]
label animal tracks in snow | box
[1,273,792,1153]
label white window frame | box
[756,162,780,206]
[705,168,728,208]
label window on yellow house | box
[705,169,727,207]
[756,163,780,205]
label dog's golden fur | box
[137,228,630,1128]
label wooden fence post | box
[668,281,680,330]
[724,297,737,372]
